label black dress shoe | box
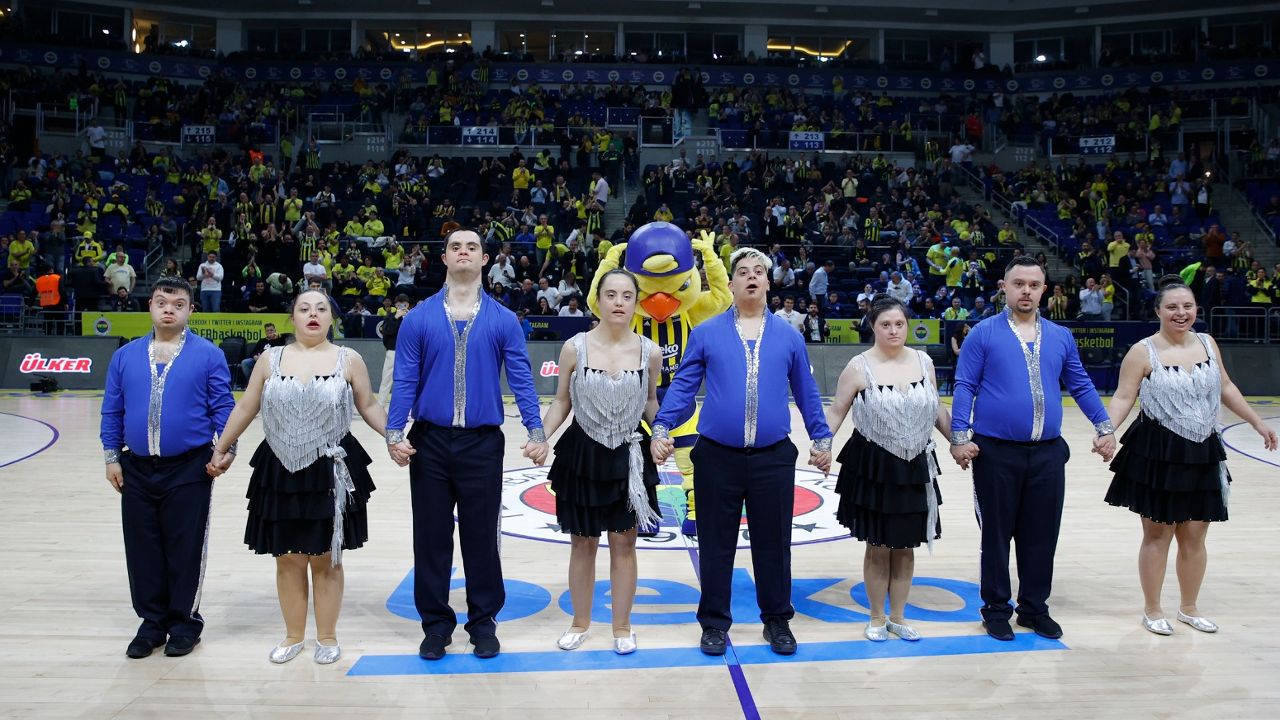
[419,634,452,660]
[983,618,1015,641]
[126,636,163,659]
[1016,613,1063,639]
[699,628,727,656]
[164,636,200,657]
[471,635,501,659]
[763,619,797,655]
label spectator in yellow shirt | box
[200,218,223,253]
[653,204,674,222]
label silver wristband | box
[386,428,406,445]
[1095,420,1116,437]
[812,437,833,453]
[950,430,973,446]
[651,424,671,440]
[527,427,547,444]
[104,449,121,465]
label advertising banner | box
[826,318,937,345]
[0,336,121,389]
[81,312,294,342]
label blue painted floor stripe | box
[347,633,1066,677]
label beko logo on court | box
[500,465,848,548]
[19,353,93,373]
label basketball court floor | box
[1,392,1278,719]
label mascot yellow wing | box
[687,230,732,324]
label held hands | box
[205,449,235,477]
[106,463,124,493]
[387,441,416,467]
[809,449,832,476]
[949,442,980,470]
[521,440,550,466]
[1091,433,1117,462]
[650,437,675,465]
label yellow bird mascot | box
[588,221,731,536]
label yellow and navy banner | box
[826,318,939,345]
[81,312,296,342]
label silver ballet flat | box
[1142,615,1173,636]
[613,632,638,655]
[1177,611,1219,633]
[885,620,921,641]
[864,622,889,642]
[314,640,342,664]
[269,640,305,664]
[557,628,589,651]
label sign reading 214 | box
[499,465,849,549]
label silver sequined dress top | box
[1138,334,1220,443]
[569,333,662,530]
[850,350,941,550]
[261,345,357,565]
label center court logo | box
[500,465,848,548]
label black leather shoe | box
[126,636,162,659]
[471,635,501,659]
[699,628,727,656]
[763,619,797,655]
[418,634,452,660]
[163,636,200,657]
[983,618,1015,641]
[1016,614,1063,639]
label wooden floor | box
[1,392,1278,720]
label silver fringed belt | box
[324,445,357,567]
[625,432,662,532]
[924,440,940,555]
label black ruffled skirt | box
[834,430,941,549]
[546,421,661,537]
[244,434,377,556]
[1105,414,1230,524]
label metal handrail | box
[1209,305,1273,343]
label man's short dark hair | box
[151,276,193,302]
[1004,255,1045,277]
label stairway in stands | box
[952,181,1077,283]
[1218,185,1280,271]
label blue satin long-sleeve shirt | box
[655,309,832,448]
[951,312,1110,442]
[387,291,543,432]
[100,331,234,457]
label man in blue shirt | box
[100,276,235,659]
[950,256,1116,642]
[652,247,833,657]
[387,229,548,661]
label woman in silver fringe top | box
[536,270,663,656]
[825,296,952,643]
[210,289,389,665]
[1105,275,1276,636]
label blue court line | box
[1221,417,1280,470]
[684,542,762,720]
[0,412,60,468]
[346,633,1066,677]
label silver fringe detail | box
[1138,334,1220,443]
[731,307,766,447]
[1005,310,1044,442]
[324,444,356,567]
[192,482,214,614]
[146,330,188,456]
[442,286,483,428]
[1218,455,1231,511]
[925,441,940,556]
[569,333,661,531]
[260,347,354,472]
[850,351,938,463]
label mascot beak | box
[641,292,681,323]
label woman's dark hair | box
[151,276,193,302]
[290,288,330,314]
[593,269,640,299]
[867,294,909,325]
[1153,274,1193,308]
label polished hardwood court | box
[1,392,1277,719]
